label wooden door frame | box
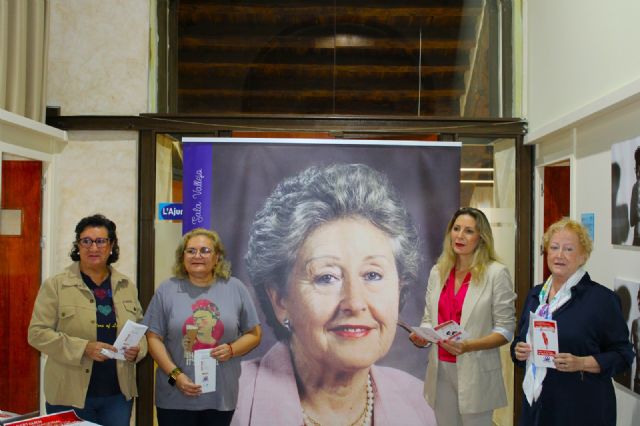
[46,114,532,426]
[534,157,574,286]
[0,143,58,416]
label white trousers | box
[434,361,494,426]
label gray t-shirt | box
[143,276,260,411]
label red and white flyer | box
[530,313,558,368]
[411,320,469,344]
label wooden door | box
[0,160,42,414]
[543,164,570,280]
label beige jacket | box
[28,262,147,408]
[421,261,516,414]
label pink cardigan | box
[231,342,436,426]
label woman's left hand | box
[211,343,233,362]
[439,339,469,356]
[554,353,584,372]
[123,345,140,362]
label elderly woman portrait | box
[28,214,147,426]
[511,218,634,425]
[232,163,436,426]
[143,228,262,426]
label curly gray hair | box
[245,163,421,340]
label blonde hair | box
[173,228,231,281]
[542,218,592,262]
[436,207,499,286]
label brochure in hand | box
[100,320,148,360]
[410,320,470,344]
[194,349,217,393]
[529,312,558,368]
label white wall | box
[47,0,150,115]
[525,0,640,138]
[51,131,139,279]
[45,0,151,277]
[527,1,640,424]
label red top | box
[437,268,470,363]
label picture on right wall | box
[611,136,640,246]
[613,277,640,398]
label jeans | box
[46,393,132,426]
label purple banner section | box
[182,143,213,234]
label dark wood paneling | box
[513,136,534,425]
[46,114,528,137]
[172,0,488,115]
[136,130,156,426]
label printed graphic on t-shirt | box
[94,285,117,329]
[182,298,225,365]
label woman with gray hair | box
[232,163,436,426]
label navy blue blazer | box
[510,272,634,426]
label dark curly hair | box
[69,214,119,264]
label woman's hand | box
[123,345,140,362]
[211,343,234,362]
[514,342,532,361]
[554,353,585,372]
[409,332,431,348]
[175,373,202,397]
[84,341,117,362]
[439,338,469,356]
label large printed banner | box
[182,138,460,421]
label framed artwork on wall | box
[611,137,640,246]
[613,277,640,398]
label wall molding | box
[526,77,640,144]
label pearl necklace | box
[302,373,374,426]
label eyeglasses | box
[184,247,214,257]
[78,237,110,248]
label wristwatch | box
[168,366,183,386]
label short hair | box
[246,163,421,340]
[635,147,640,165]
[173,228,231,281]
[542,218,593,262]
[69,214,119,264]
[436,207,499,285]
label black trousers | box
[156,407,234,426]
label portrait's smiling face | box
[274,217,400,372]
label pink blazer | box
[232,342,436,426]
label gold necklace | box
[302,374,374,426]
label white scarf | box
[522,267,586,405]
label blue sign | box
[581,213,594,241]
[159,203,183,220]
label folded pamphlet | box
[100,320,148,360]
[411,320,470,343]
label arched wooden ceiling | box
[175,0,493,117]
